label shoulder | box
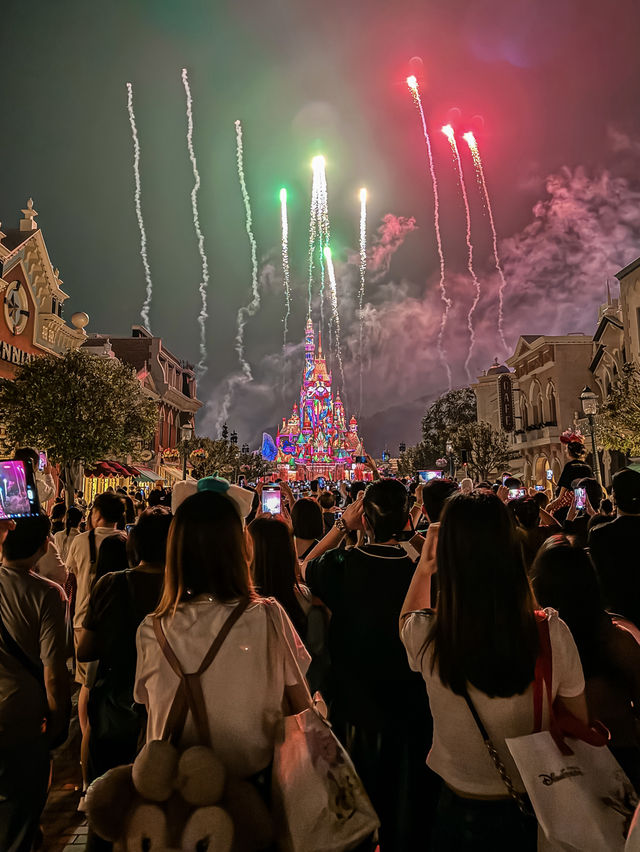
[400,609,435,666]
[29,571,68,609]
[307,547,346,579]
[92,570,126,599]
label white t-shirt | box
[134,596,311,779]
[53,528,80,562]
[401,607,585,796]
[66,527,122,629]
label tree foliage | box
[598,364,640,456]
[181,436,273,481]
[453,421,510,480]
[398,388,478,474]
[0,349,157,469]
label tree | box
[453,421,510,481]
[421,388,477,463]
[598,364,640,455]
[397,442,440,476]
[180,436,274,482]
[0,349,157,503]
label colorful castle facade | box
[275,318,366,480]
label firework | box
[406,76,452,389]
[181,68,210,376]
[358,187,367,413]
[234,119,260,382]
[323,246,346,398]
[464,131,509,354]
[280,187,291,393]
[125,83,154,334]
[442,124,482,383]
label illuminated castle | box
[275,318,365,480]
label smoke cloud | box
[202,135,640,453]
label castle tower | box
[304,316,315,376]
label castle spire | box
[318,328,323,358]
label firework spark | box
[464,131,509,354]
[442,124,482,383]
[323,246,346,399]
[280,187,291,393]
[358,187,367,413]
[126,83,154,334]
[406,76,452,389]
[181,68,210,376]
[234,119,260,382]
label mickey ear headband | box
[197,476,255,525]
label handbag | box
[265,600,379,852]
[505,613,638,851]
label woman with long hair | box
[54,505,83,561]
[400,491,587,850]
[530,535,640,789]
[134,488,310,779]
[248,517,309,637]
[290,497,324,563]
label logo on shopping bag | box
[539,766,584,786]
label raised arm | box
[399,522,439,633]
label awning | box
[134,466,163,483]
[161,465,186,483]
[84,461,121,478]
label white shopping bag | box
[272,705,379,852]
[506,730,637,852]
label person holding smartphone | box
[563,477,602,548]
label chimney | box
[20,198,38,232]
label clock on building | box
[3,282,30,336]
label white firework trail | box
[280,187,291,395]
[234,119,260,381]
[126,83,154,333]
[181,68,210,376]
[358,187,367,414]
[323,246,347,402]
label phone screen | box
[418,470,443,483]
[317,477,326,489]
[262,486,281,515]
[0,459,41,518]
[38,451,47,472]
[334,511,343,519]
[535,485,546,492]
[238,476,246,488]
[354,456,367,464]
[508,487,527,500]
[125,524,135,535]
[546,469,553,481]
[574,487,586,510]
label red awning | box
[84,461,139,478]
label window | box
[521,399,529,430]
[547,385,557,425]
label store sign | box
[498,374,515,432]
[0,341,34,367]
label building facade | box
[473,335,594,485]
[0,199,88,380]
[83,326,201,482]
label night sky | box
[2,0,640,453]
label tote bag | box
[266,601,379,852]
[505,615,637,851]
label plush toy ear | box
[124,804,168,852]
[85,765,135,842]
[177,746,226,807]
[181,806,234,852]
[132,740,179,802]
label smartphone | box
[354,456,367,464]
[418,470,443,483]
[317,477,326,489]
[334,511,343,520]
[125,524,135,535]
[38,451,47,472]
[238,475,246,488]
[0,459,41,518]
[534,485,546,492]
[262,485,281,515]
[508,487,527,500]
[574,487,586,510]
[546,469,553,481]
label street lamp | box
[241,442,249,455]
[180,422,194,481]
[580,386,602,485]
[446,440,455,479]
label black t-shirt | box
[84,569,163,690]
[558,459,593,490]
[306,544,428,728]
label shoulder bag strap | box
[533,611,553,732]
[462,689,532,815]
[153,598,250,746]
[0,597,45,691]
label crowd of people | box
[1,437,640,851]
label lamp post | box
[580,386,601,485]
[446,440,455,479]
[180,423,194,481]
